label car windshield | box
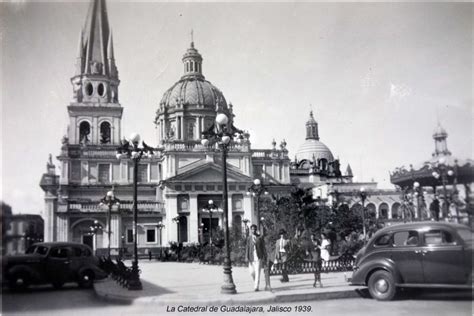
[25,245,49,255]
[25,246,36,254]
[456,228,473,244]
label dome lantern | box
[182,33,204,79]
[296,111,334,162]
[432,122,451,157]
[306,111,319,140]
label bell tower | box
[68,0,122,145]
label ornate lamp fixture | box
[116,133,155,290]
[246,179,269,231]
[200,112,243,294]
[99,190,120,258]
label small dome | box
[160,77,227,110]
[159,41,227,111]
[296,139,334,162]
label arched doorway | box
[71,219,104,251]
[391,202,401,219]
[378,203,389,219]
[366,203,376,219]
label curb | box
[94,280,364,306]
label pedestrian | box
[261,222,274,292]
[307,234,323,288]
[275,229,290,282]
[320,233,331,262]
[429,197,440,221]
[245,224,267,291]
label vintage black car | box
[350,222,473,301]
[3,242,107,290]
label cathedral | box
[40,0,401,254]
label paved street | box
[2,286,471,316]
[2,262,472,316]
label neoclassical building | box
[40,0,403,254]
[40,0,290,254]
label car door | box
[46,246,73,284]
[390,230,424,284]
[421,229,466,284]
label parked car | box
[2,242,107,290]
[350,221,473,301]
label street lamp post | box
[116,132,155,291]
[202,200,218,258]
[358,187,368,242]
[89,220,103,254]
[100,190,120,258]
[242,218,250,236]
[172,216,180,243]
[413,182,422,220]
[247,179,269,231]
[156,221,165,259]
[431,157,458,221]
[201,112,243,294]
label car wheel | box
[368,270,397,301]
[9,272,30,291]
[78,270,94,288]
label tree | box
[1,201,13,255]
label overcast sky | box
[1,1,472,214]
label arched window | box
[319,159,328,171]
[187,122,195,140]
[79,121,90,144]
[367,203,376,218]
[233,214,242,235]
[100,121,111,144]
[391,202,401,219]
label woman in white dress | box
[320,233,331,262]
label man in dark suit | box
[245,224,267,291]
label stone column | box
[57,214,68,241]
[189,194,199,243]
[167,195,178,242]
[243,195,253,225]
[43,193,57,242]
[111,213,120,250]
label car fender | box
[7,265,42,282]
[352,258,402,285]
[77,265,107,280]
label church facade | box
[40,0,401,254]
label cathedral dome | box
[160,77,227,110]
[159,41,227,111]
[296,139,334,162]
[295,111,334,162]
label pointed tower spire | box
[83,0,111,76]
[107,31,115,60]
[75,30,84,75]
[346,164,353,177]
[305,110,319,140]
[107,31,118,78]
[71,0,119,104]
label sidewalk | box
[94,261,365,305]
